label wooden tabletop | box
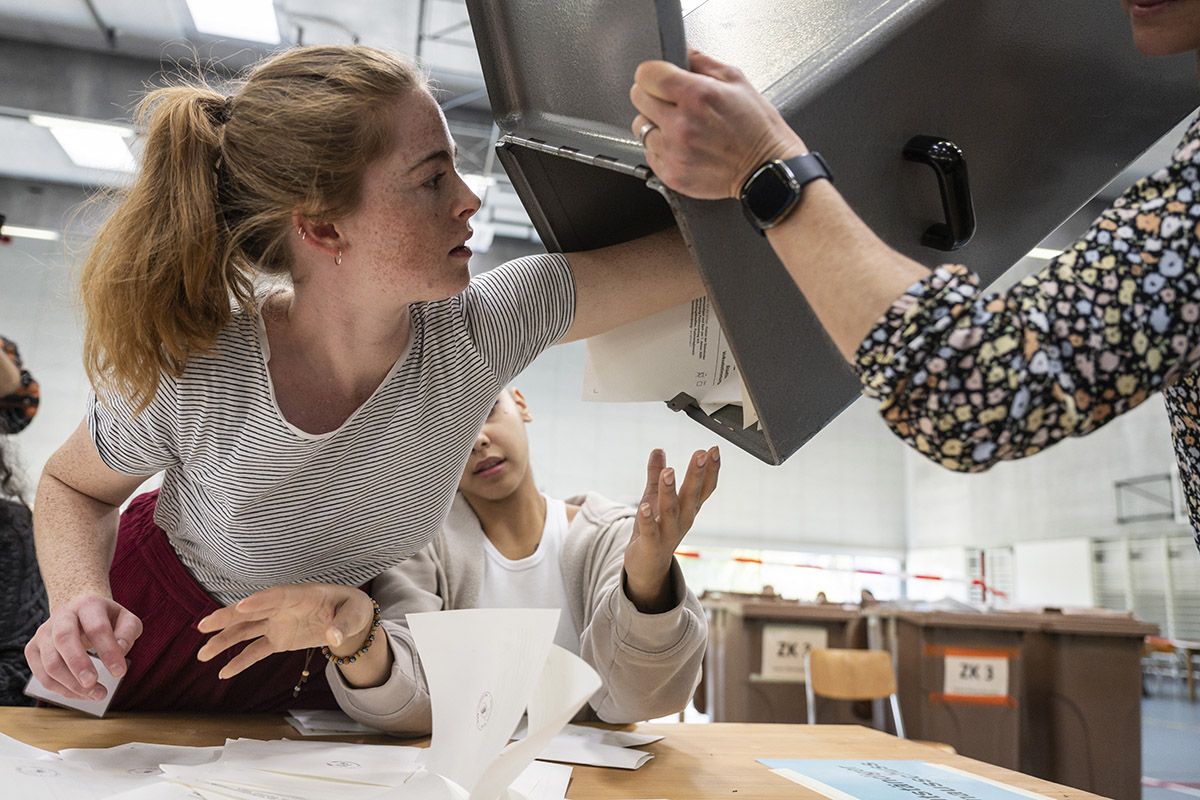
[0,708,1103,800]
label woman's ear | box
[292,211,343,258]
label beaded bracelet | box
[321,598,382,666]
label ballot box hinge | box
[498,134,652,181]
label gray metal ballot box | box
[465,0,1199,464]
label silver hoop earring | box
[335,250,342,266]
[297,227,306,240]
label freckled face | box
[1121,0,1200,57]
[339,89,482,303]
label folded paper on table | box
[0,731,60,760]
[583,296,756,428]
[759,760,1056,800]
[286,708,383,736]
[0,755,108,799]
[215,737,422,785]
[513,723,659,770]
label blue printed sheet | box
[757,760,1049,800]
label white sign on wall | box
[760,625,828,680]
[942,654,1009,698]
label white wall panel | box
[1013,538,1094,608]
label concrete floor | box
[1142,681,1200,800]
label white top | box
[87,255,576,604]
[475,495,582,656]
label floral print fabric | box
[855,115,1200,549]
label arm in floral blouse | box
[0,337,39,434]
[855,117,1200,475]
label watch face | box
[744,162,799,225]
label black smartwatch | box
[739,152,833,235]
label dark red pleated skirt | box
[108,490,339,712]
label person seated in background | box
[0,335,47,705]
[0,336,39,432]
[197,388,719,734]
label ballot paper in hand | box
[24,652,122,717]
[583,296,758,427]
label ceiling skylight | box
[185,0,281,44]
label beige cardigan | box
[326,491,707,735]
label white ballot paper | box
[583,296,758,427]
[0,755,109,799]
[286,708,383,736]
[404,608,602,800]
[515,723,661,770]
[0,730,60,760]
[25,652,123,717]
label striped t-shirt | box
[88,254,575,605]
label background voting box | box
[873,607,1158,800]
[464,0,1200,463]
[697,597,868,726]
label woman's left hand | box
[623,446,720,613]
[197,583,374,679]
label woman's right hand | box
[24,595,142,700]
[630,49,807,200]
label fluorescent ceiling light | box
[1025,247,1063,261]
[185,0,281,44]
[1,225,61,242]
[28,115,134,138]
[29,114,138,172]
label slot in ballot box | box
[698,595,873,726]
[871,606,1157,800]
[464,0,1200,464]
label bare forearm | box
[562,226,704,342]
[33,472,121,609]
[766,181,930,361]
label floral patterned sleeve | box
[854,115,1200,523]
[0,337,39,434]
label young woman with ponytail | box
[24,45,703,712]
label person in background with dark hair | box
[0,336,47,705]
[0,336,39,433]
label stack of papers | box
[515,723,662,770]
[1,608,607,800]
[583,296,759,428]
[286,708,383,736]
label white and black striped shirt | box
[88,254,575,605]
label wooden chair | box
[804,647,906,738]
